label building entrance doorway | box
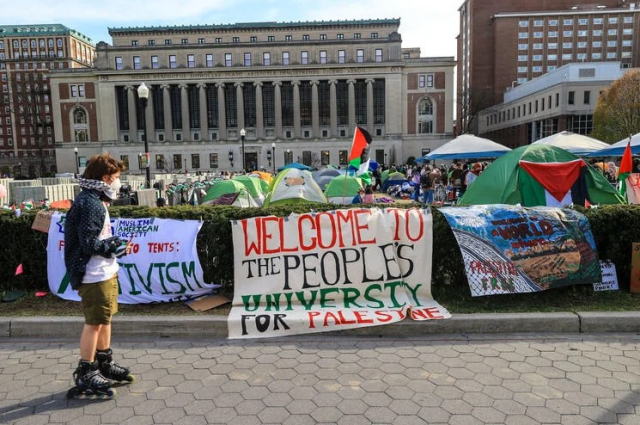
[245,152,258,172]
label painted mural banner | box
[47,212,218,304]
[228,208,451,339]
[439,205,601,297]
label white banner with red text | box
[228,208,450,339]
[47,212,218,304]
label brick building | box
[0,24,94,177]
[457,0,639,134]
[49,19,455,174]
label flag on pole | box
[619,138,633,197]
[348,126,373,178]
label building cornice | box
[108,19,401,36]
[494,8,640,19]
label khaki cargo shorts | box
[78,275,119,326]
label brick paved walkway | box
[0,333,639,424]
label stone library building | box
[50,19,454,174]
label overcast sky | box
[2,0,460,58]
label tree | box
[592,70,640,143]
[457,87,493,135]
[0,67,54,177]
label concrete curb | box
[4,311,638,339]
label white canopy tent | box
[586,132,640,157]
[531,131,609,155]
[417,134,511,161]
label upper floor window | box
[354,33,361,39]
[320,34,327,40]
[375,48,383,62]
[164,39,172,45]
[319,50,327,64]
[338,50,346,64]
[115,56,123,70]
[244,52,251,66]
[371,32,378,38]
[250,36,257,43]
[133,55,141,69]
[263,52,271,66]
[283,51,290,65]
[301,51,309,64]
[215,38,222,43]
[268,36,275,42]
[419,75,425,88]
[609,17,619,24]
[233,37,240,43]
[151,55,159,69]
[302,35,310,41]
[131,40,138,46]
[181,38,188,44]
[519,21,529,27]
[337,33,344,40]
[187,54,195,68]
[206,53,213,67]
[198,38,205,44]
[594,18,603,25]
[417,98,434,134]
[549,19,558,26]
[285,35,292,41]
[225,53,232,67]
[147,40,155,46]
[169,55,177,68]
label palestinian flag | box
[519,159,588,207]
[618,139,632,197]
[348,126,372,178]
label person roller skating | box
[64,153,132,400]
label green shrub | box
[1,204,637,295]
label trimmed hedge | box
[1,204,638,295]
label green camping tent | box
[232,176,267,206]
[263,168,327,207]
[201,180,258,207]
[458,144,625,207]
[324,175,364,204]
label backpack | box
[420,173,431,188]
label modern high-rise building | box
[457,0,639,134]
[0,24,94,177]
[49,19,455,174]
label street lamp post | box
[271,142,276,174]
[73,147,79,176]
[137,83,151,189]
[240,128,246,172]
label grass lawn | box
[1,284,638,317]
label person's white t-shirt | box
[465,172,478,186]
[82,203,119,283]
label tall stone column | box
[273,81,282,139]
[180,84,190,138]
[329,80,338,137]
[292,80,301,138]
[146,87,156,142]
[347,79,356,136]
[162,85,173,138]
[236,82,245,131]
[126,86,138,142]
[255,82,264,138]
[198,83,208,141]
[366,78,375,135]
[216,83,226,139]
[311,80,319,138]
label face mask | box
[105,178,121,200]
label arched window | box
[72,107,89,142]
[417,97,435,134]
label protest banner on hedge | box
[439,205,601,297]
[228,208,450,339]
[47,212,217,304]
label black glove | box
[114,241,129,258]
[103,236,124,255]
